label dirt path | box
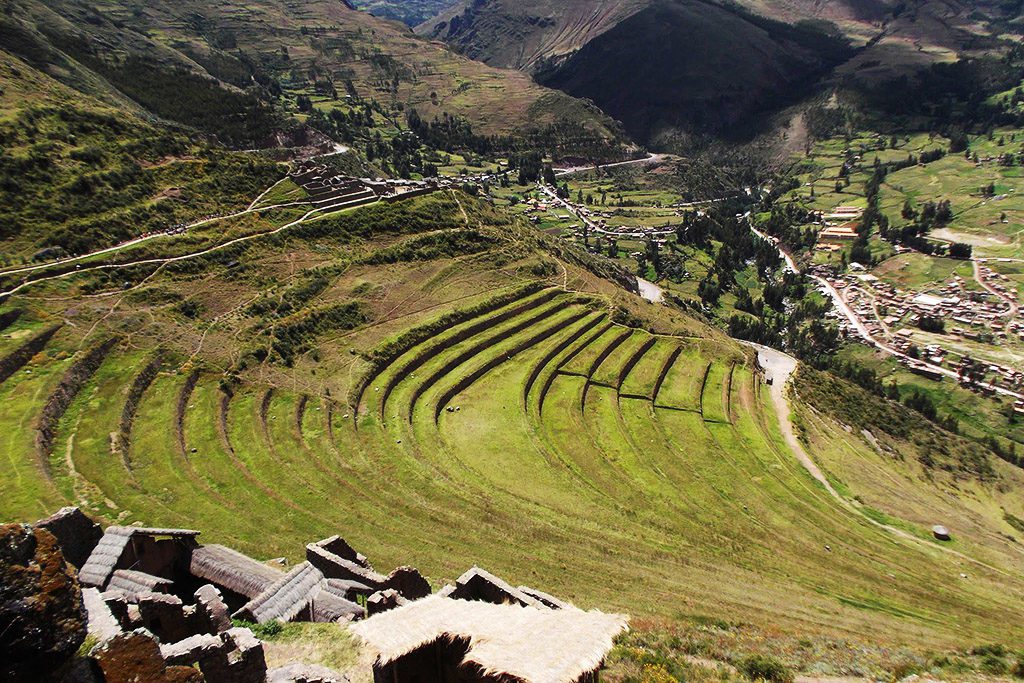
[746,342,841,498]
[973,259,1018,321]
[745,341,1022,575]
[553,153,668,177]
[0,195,380,299]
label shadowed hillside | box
[420,0,1021,149]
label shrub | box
[232,618,284,639]
[1012,653,1024,679]
[980,653,1008,675]
[737,655,793,683]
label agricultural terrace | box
[773,128,1022,265]
[2,194,1024,656]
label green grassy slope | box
[1,194,1024,658]
[0,0,624,144]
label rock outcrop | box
[0,523,87,682]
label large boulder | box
[0,523,87,682]
[34,507,103,569]
[94,629,204,683]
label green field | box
[3,190,1024,679]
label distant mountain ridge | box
[421,0,855,146]
[351,0,459,26]
[0,0,626,148]
[419,0,1021,148]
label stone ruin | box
[1,508,434,682]
[2,507,579,683]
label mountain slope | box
[420,0,1021,148]
[1,190,1024,653]
[424,0,852,146]
[0,0,626,147]
[421,0,853,146]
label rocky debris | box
[269,662,347,683]
[0,523,87,682]
[161,626,267,682]
[82,587,122,642]
[161,632,226,669]
[193,584,232,633]
[33,507,103,569]
[100,590,135,630]
[93,628,204,683]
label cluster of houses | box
[816,267,1024,393]
[35,507,627,683]
[535,185,677,241]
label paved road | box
[553,153,668,178]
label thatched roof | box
[350,595,629,683]
[107,569,173,600]
[236,561,324,624]
[79,529,134,587]
[78,526,199,588]
[306,542,385,587]
[189,544,284,599]
[311,584,365,623]
[320,578,374,600]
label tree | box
[948,242,972,259]
[542,164,557,186]
[918,315,945,333]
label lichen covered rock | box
[0,523,88,682]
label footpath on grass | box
[742,340,1020,576]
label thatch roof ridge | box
[306,542,386,586]
[350,595,629,683]
[107,569,173,600]
[189,544,284,599]
[79,531,133,588]
[238,561,324,624]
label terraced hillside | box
[4,206,1024,656]
[0,0,623,144]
